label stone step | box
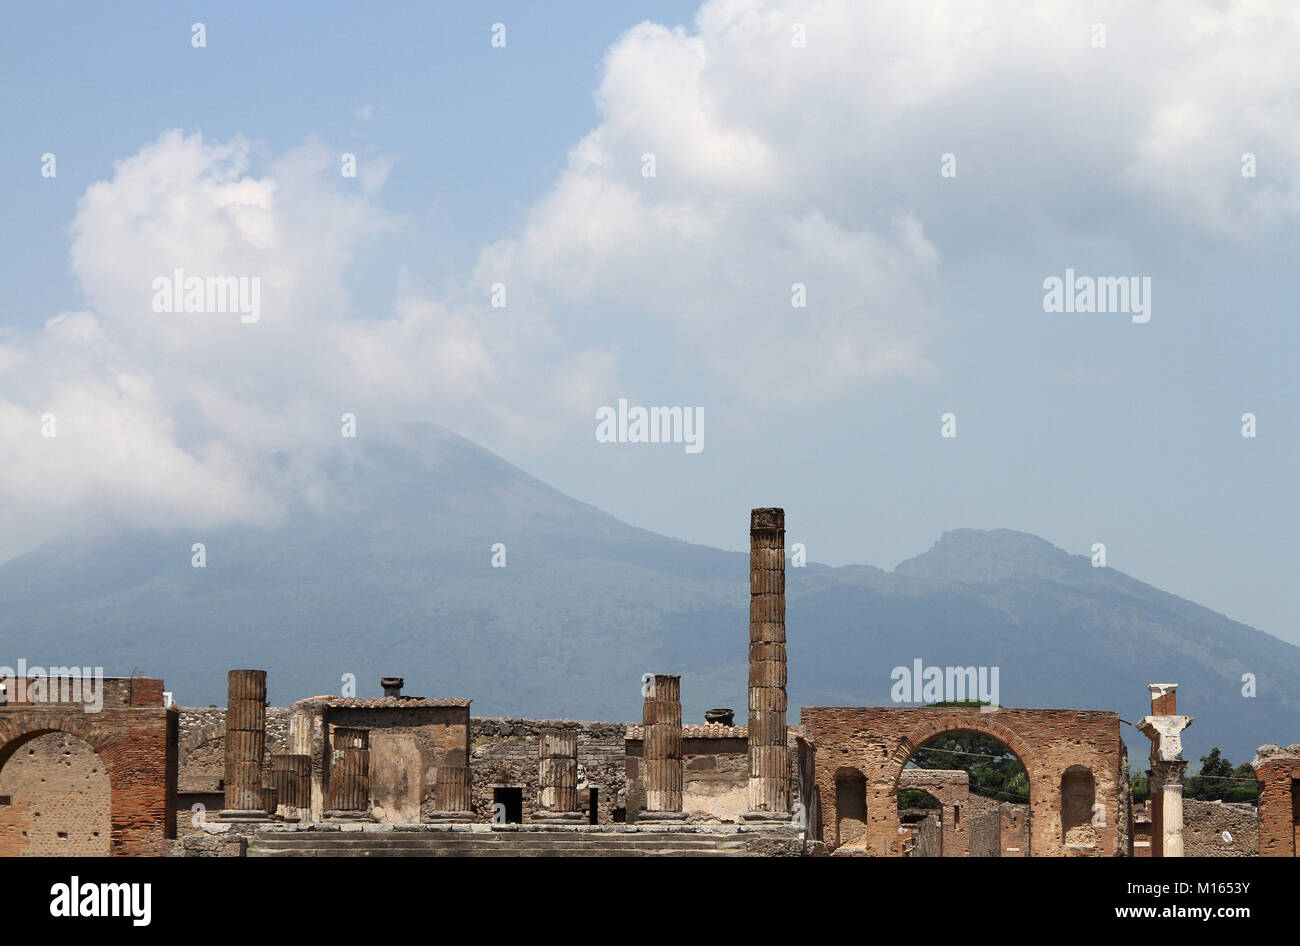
[246,829,761,857]
[248,852,748,857]
[249,839,748,853]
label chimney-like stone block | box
[1148,683,1178,716]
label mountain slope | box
[0,425,1294,764]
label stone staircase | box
[246,825,802,857]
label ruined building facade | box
[0,509,1296,857]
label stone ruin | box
[0,507,1295,857]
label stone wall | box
[626,726,814,825]
[176,706,291,792]
[469,718,627,823]
[970,808,999,857]
[325,705,468,819]
[1183,799,1258,857]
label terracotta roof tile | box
[295,696,470,709]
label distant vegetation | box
[1131,747,1258,804]
[899,702,1030,808]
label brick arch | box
[804,706,1125,856]
[888,719,1036,858]
[0,707,172,855]
[886,716,1040,790]
[0,724,112,856]
[0,716,110,770]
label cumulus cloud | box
[0,130,613,558]
[477,0,1300,407]
[3,0,1299,556]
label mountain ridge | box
[0,424,1294,765]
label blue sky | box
[2,1,1300,647]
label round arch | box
[0,724,112,856]
[179,720,226,756]
[0,708,172,856]
[887,718,1037,857]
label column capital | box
[1137,715,1193,762]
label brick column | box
[325,727,373,820]
[641,674,684,821]
[747,507,789,819]
[1137,683,1193,857]
[220,669,269,821]
[1250,745,1300,857]
[534,731,583,823]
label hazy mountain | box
[0,424,1294,765]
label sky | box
[2,1,1300,646]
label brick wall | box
[0,678,175,856]
[1251,755,1298,857]
[802,705,1125,856]
[0,732,111,855]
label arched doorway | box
[893,728,1031,857]
[0,730,111,856]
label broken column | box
[641,674,684,821]
[220,669,269,821]
[534,730,583,822]
[1137,683,1193,857]
[423,749,474,822]
[325,727,373,820]
[268,753,311,821]
[747,507,790,819]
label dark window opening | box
[611,806,626,823]
[493,786,523,824]
[588,787,599,825]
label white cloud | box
[4,0,1300,556]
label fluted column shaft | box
[222,669,268,817]
[748,508,789,814]
[326,727,371,816]
[643,674,683,814]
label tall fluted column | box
[325,727,373,820]
[1137,683,1193,857]
[747,508,789,818]
[221,669,269,820]
[534,731,583,822]
[641,674,684,821]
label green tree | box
[906,728,1029,804]
[1184,748,1258,803]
